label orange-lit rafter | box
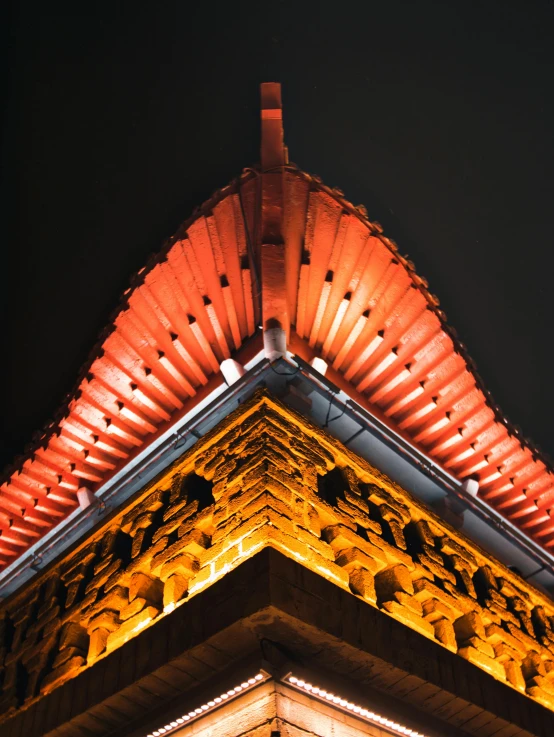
[2,89,554,569]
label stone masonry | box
[1,389,554,726]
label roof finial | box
[259,83,288,360]
[260,82,287,170]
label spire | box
[260,82,286,170]
[260,83,289,360]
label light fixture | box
[144,672,266,737]
[285,674,427,737]
[310,356,328,376]
[220,358,247,385]
[76,486,97,510]
[461,478,479,497]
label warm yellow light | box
[287,674,426,737]
[145,673,266,737]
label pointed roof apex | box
[260,82,287,170]
[2,86,554,577]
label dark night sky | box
[1,0,554,471]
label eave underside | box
[1,167,553,568]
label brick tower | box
[1,84,554,737]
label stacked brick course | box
[1,390,554,725]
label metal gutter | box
[0,353,269,599]
[2,352,553,599]
[287,355,554,588]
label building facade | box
[1,84,554,737]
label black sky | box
[1,0,554,471]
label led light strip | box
[286,675,428,737]
[145,672,266,736]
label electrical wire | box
[323,391,345,427]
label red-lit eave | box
[1,166,554,569]
[0,174,260,568]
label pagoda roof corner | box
[1,97,553,571]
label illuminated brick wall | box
[1,389,554,725]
